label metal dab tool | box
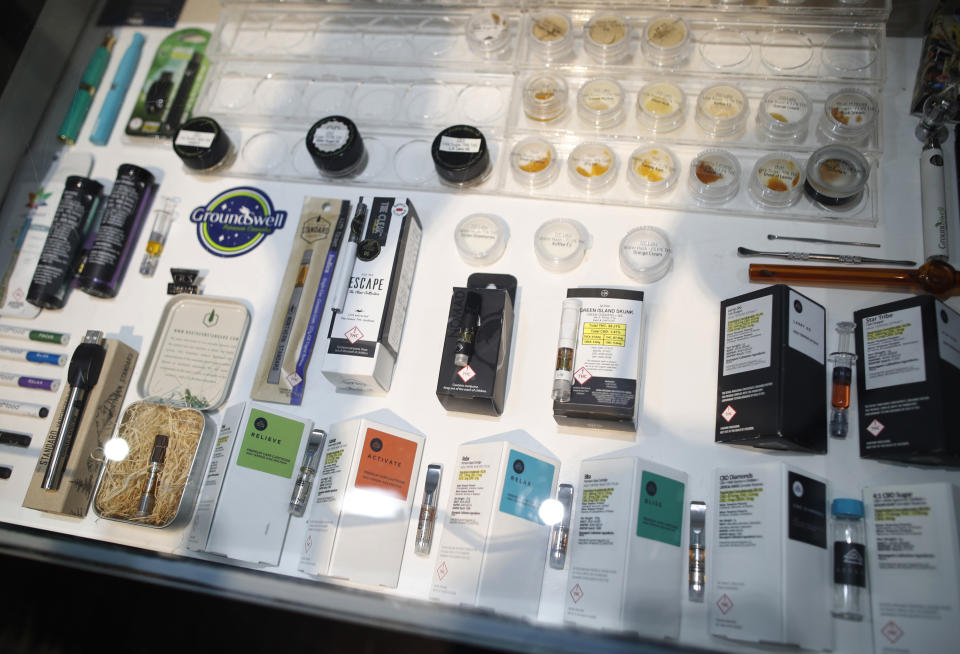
[766,234,881,248]
[739,247,915,267]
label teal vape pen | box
[90,33,144,146]
[58,34,116,145]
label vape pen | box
[161,51,202,136]
[77,164,155,298]
[26,176,103,309]
[58,34,116,144]
[0,430,32,448]
[689,501,706,602]
[136,434,169,518]
[829,322,857,439]
[0,345,67,366]
[415,464,443,557]
[289,429,327,517]
[0,325,70,345]
[90,33,145,146]
[140,196,179,276]
[920,138,949,262]
[549,484,574,570]
[552,299,581,402]
[146,72,174,115]
[0,372,60,392]
[268,250,313,385]
[329,202,366,314]
[0,399,50,419]
[41,330,106,491]
[454,292,482,368]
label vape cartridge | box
[140,196,179,276]
[829,322,857,439]
[136,434,169,518]
[454,292,482,368]
[289,429,327,517]
[549,484,575,570]
[268,249,313,384]
[689,501,706,602]
[552,299,581,402]
[415,464,443,557]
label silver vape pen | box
[289,429,327,517]
[414,464,443,557]
[549,484,574,570]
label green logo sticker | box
[636,471,684,546]
[236,409,304,478]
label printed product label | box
[834,542,866,587]
[723,295,772,376]
[312,120,350,151]
[870,489,937,571]
[787,471,827,549]
[567,290,643,410]
[788,291,824,364]
[936,300,960,371]
[236,408,304,478]
[439,136,481,153]
[717,472,765,548]
[353,428,418,501]
[174,130,216,148]
[636,471,684,547]
[498,449,555,523]
[862,307,926,390]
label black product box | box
[854,296,960,466]
[436,274,516,416]
[716,285,827,453]
[552,287,645,434]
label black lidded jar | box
[173,116,234,172]
[431,124,492,187]
[77,164,155,299]
[27,176,103,309]
[305,115,367,177]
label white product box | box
[429,437,559,619]
[186,402,312,566]
[709,463,832,651]
[321,197,422,392]
[564,455,687,639]
[864,483,960,654]
[298,417,424,588]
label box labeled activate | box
[299,417,424,588]
[430,438,559,619]
[187,402,311,566]
[564,455,687,639]
[710,463,831,651]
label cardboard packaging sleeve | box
[23,338,138,517]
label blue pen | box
[90,33,145,146]
[0,344,66,366]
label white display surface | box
[0,22,959,654]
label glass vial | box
[415,464,443,557]
[510,137,560,188]
[522,73,569,123]
[627,145,679,196]
[696,84,748,137]
[548,484,574,569]
[748,153,805,208]
[553,299,581,402]
[642,15,691,67]
[637,82,685,133]
[819,88,879,145]
[567,142,618,193]
[688,149,741,205]
[832,498,867,621]
[756,87,811,143]
[140,196,179,277]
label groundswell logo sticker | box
[190,186,288,257]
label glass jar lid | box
[534,218,590,272]
[454,213,508,265]
[510,137,560,188]
[567,142,618,193]
[584,13,630,63]
[688,148,741,205]
[696,84,748,137]
[637,82,685,133]
[529,12,574,60]
[748,153,805,208]
[626,145,679,195]
[804,144,870,208]
[819,88,878,144]
[465,10,511,57]
[577,78,626,128]
[523,73,569,122]
[619,226,673,283]
[642,15,691,67]
[756,88,811,142]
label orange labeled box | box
[298,417,424,588]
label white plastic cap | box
[557,298,582,349]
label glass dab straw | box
[829,322,857,439]
[748,259,960,296]
[140,196,179,276]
